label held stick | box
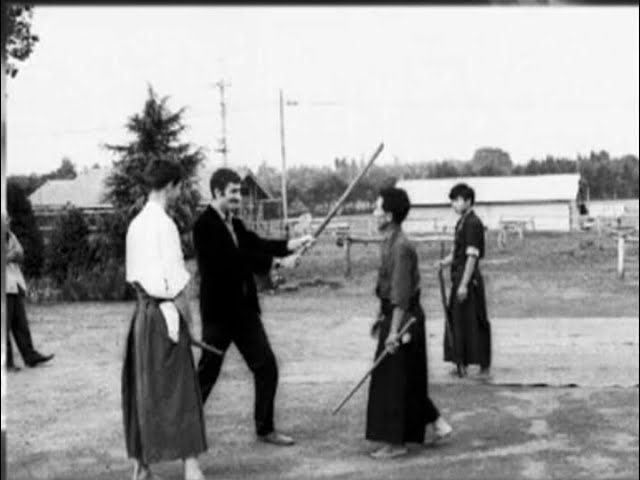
[438,248,463,378]
[332,316,416,415]
[297,142,384,258]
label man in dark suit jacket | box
[193,168,313,446]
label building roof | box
[29,167,111,209]
[396,173,581,206]
[30,164,272,210]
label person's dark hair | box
[448,183,475,205]
[379,187,411,224]
[143,159,184,191]
[210,168,242,198]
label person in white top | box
[5,218,54,372]
[122,159,207,480]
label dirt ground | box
[5,231,640,479]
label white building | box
[397,173,582,232]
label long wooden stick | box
[438,245,463,378]
[298,142,384,257]
[332,316,416,415]
[190,337,224,356]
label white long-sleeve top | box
[126,199,190,300]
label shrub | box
[60,260,132,301]
[91,210,129,264]
[25,276,63,303]
[45,206,91,283]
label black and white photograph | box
[1,2,638,479]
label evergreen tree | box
[103,86,205,257]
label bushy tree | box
[1,3,39,77]
[470,147,513,176]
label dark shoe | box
[26,353,54,367]
[258,431,295,446]
[7,365,21,373]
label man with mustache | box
[193,168,313,446]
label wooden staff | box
[332,316,416,415]
[297,142,384,259]
[190,337,224,356]
[438,244,463,378]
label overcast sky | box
[6,5,639,175]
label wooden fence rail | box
[617,233,639,279]
[338,231,451,278]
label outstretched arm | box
[235,220,291,257]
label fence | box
[617,232,639,279]
[336,230,451,278]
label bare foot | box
[184,458,205,480]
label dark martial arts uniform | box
[444,209,492,370]
[366,225,441,445]
[193,205,291,437]
[122,200,207,464]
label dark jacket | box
[193,206,290,326]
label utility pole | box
[279,88,288,232]
[1,43,7,480]
[215,79,230,166]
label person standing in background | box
[5,218,54,372]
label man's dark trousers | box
[198,309,278,436]
[194,206,290,437]
[6,293,39,367]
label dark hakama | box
[366,228,440,445]
[122,291,207,464]
[443,210,492,369]
[366,298,440,444]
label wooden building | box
[396,173,582,233]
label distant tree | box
[7,173,43,197]
[513,156,577,176]
[428,160,463,178]
[53,157,77,179]
[7,180,44,278]
[1,3,39,78]
[103,85,205,258]
[470,147,513,176]
[307,173,347,214]
[617,155,639,198]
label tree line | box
[256,148,639,216]
[5,84,638,299]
